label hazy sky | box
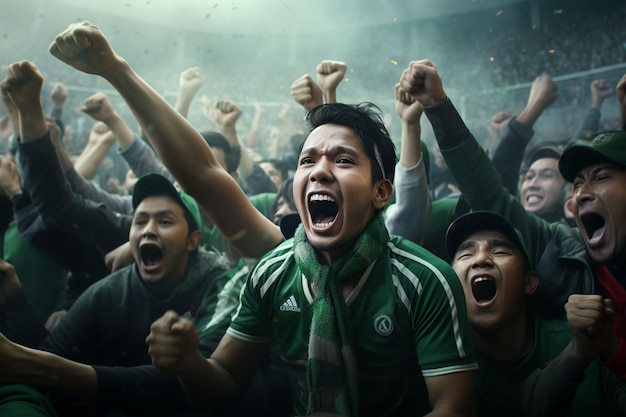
[1,0,621,142]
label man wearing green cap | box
[447,210,626,416]
[397,59,626,380]
[0,63,234,412]
[0,169,231,415]
[558,131,626,380]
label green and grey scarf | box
[293,213,388,417]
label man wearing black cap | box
[397,59,601,325]
[559,131,626,380]
[0,172,232,415]
[447,210,626,417]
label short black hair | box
[303,103,396,184]
[261,159,288,181]
[200,131,240,174]
[271,176,295,217]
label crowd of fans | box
[1,1,626,416]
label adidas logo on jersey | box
[280,295,301,312]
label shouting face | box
[571,163,626,266]
[452,230,537,330]
[130,195,200,292]
[293,124,391,264]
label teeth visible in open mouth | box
[310,194,335,202]
[309,194,338,226]
[472,276,496,304]
[527,195,542,203]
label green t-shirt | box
[0,384,57,417]
[197,192,277,265]
[475,315,626,417]
[3,221,66,322]
[228,236,477,416]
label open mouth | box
[140,244,163,269]
[581,213,606,244]
[309,194,338,228]
[471,276,496,305]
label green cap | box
[559,131,626,182]
[132,174,201,232]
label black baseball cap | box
[446,211,530,267]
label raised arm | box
[1,61,47,142]
[316,60,347,104]
[572,78,613,140]
[384,83,431,244]
[81,91,135,149]
[489,75,558,195]
[291,74,323,113]
[48,117,133,213]
[49,21,282,258]
[48,82,68,121]
[174,66,204,118]
[516,75,558,128]
[201,98,251,177]
[401,60,594,318]
[72,121,116,180]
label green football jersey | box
[228,235,477,416]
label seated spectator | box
[447,211,626,416]
[0,171,232,415]
[401,59,595,320]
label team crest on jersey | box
[280,295,301,312]
[373,314,394,336]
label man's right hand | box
[399,59,447,107]
[565,294,616,361]
[146,310,200,373]
[49,21,124,77]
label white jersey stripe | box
[388,241,467,358]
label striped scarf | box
[293,213,388,417]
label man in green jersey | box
[44,21,478,417]
[447,211,626,416]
